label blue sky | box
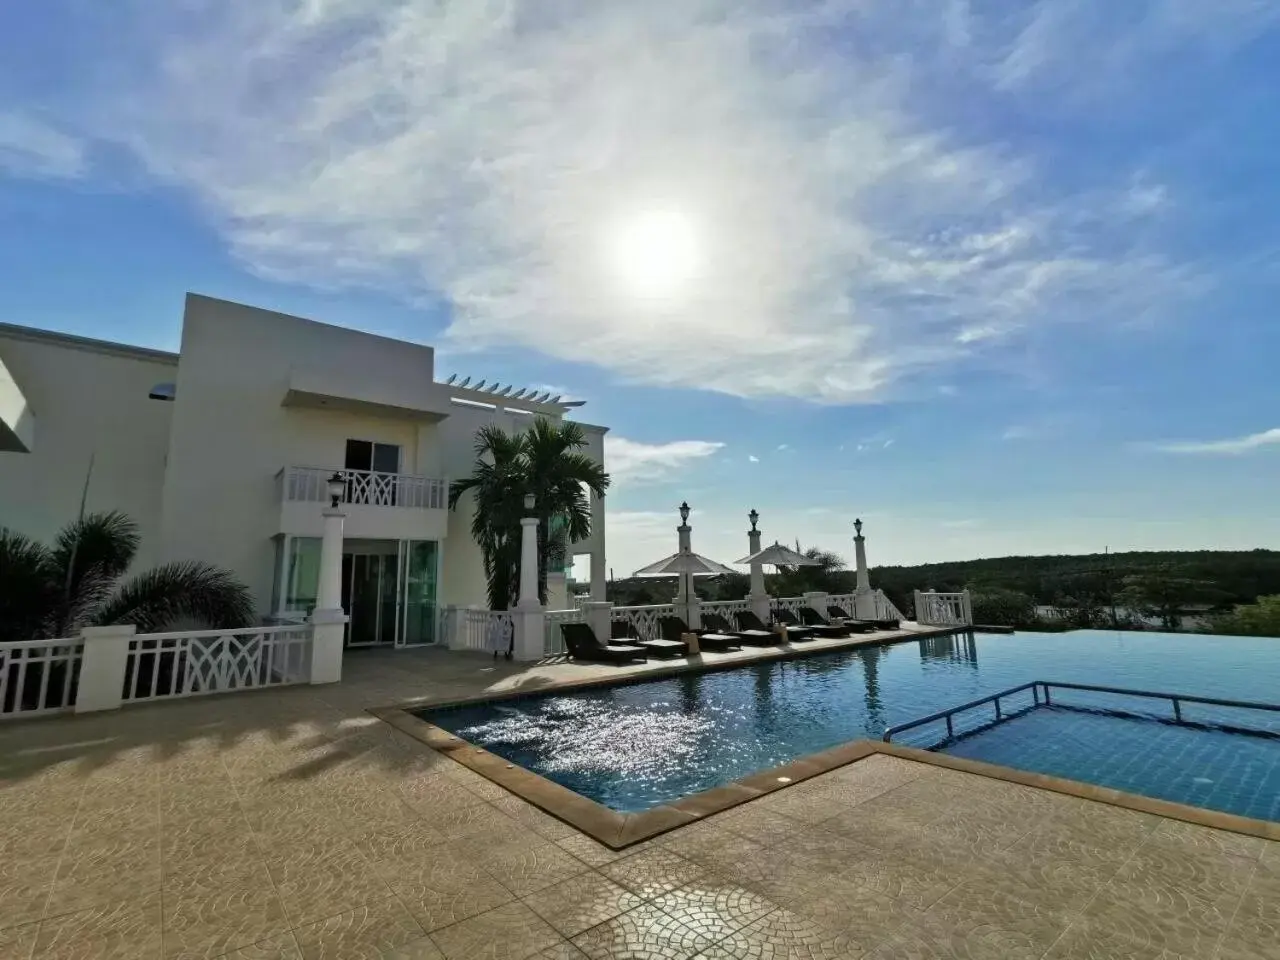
[2,1,1279,576]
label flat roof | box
[0,321,180,365]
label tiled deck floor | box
[1,646,1276,960]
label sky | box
[2,0,1279,578]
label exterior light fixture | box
[524,494,536,512]
[679,501,691,524]
[748,508,759,531]
[326,472,346,509]
[854,518,863,537]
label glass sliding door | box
[342,542,402,646]
[398,540,440,646]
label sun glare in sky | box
[608,209,701,300]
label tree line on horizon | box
[602,547,1280,636]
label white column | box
[913,590,926,625]
[590,491,607,601]
[75,625,134,713]
[747,527,766,603]
[518,516,540,610]
[674,520,695,625]
[317,508,345,610]
[311,506,349,685]
[749,524,772,621]
[854,519,871,595]
[583,601,613,643]
[512,609,546,661]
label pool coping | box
[370,630,1280,849]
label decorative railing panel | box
[770,596,808,615]
[544,608,584,656]
[0,639,83,720]
[700,599,750,619]
[874,590,906,623]
[611,604,676,641]
[123,625,314,702]
[446,609,514,654]
[282,466,447,510]
[914,591,972,627]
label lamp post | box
[747,508,770,621]
[676,501,692,606]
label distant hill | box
[871,549,1280,610]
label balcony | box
[277,466,449,541]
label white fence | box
[544,608,584,656]
[281,465,447,510]
[123,625,315,702]
[444,608,514,654]
[612,604,677,641]
[827,590,907,622]
[771,596,808,615]
[700,599,749,620]
[0,638,83,720]
[914,590,973,627]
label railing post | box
[511,608,546,662]
[803,592,829,618]
[913,590,925,624]
[308,610,347,684]
[961,590,974,626]
[445,606,472,651]
[583,601,612,644]
[75,625,135,713]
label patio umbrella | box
[633,550,737,616]
[734,541,821,568]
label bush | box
[969,588,1037,628]
[1207,595,1280,637]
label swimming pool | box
[418,629,1280,820]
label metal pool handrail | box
[883,680,1280,742]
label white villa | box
[0,293,609,648]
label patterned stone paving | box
[0,646,1275,960]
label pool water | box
[419,630,1280,818]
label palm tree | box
[0,511,255,644]
[449,418,610,610]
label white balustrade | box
[123,625,315,702]
[281,466,447,510]
[770,596,808,615]
[444,608,515,654]
[874,590,907,622]
[913,591,973,627]
[0,638,83,720]
[544,608,584,656]
[611,604,677,641]
[699,599,750,619]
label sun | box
[609,209,700,298]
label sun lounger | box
[658,616,742,652]
[777,608,848,639]
[701,613,780,646]
[736,609,815,642]
[610,620,687,658]
[560,622,648,664]
[826,605,898,631]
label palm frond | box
[91,561,256,634]
[0,530,59,643]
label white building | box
[0,294,608,647]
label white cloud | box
[776,444,789,451]
[1151,428,1280,456]
[748,455,760,463]
[59,0,1210,403]
[604,436,724,485]
[0,113,85,180]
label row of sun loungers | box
[558,606,899,665]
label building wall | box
[0,326,177,570]
[1,295,610,623]
[159,295,443,608]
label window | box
[344,439,401,474]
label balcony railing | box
[280,466,447,510]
